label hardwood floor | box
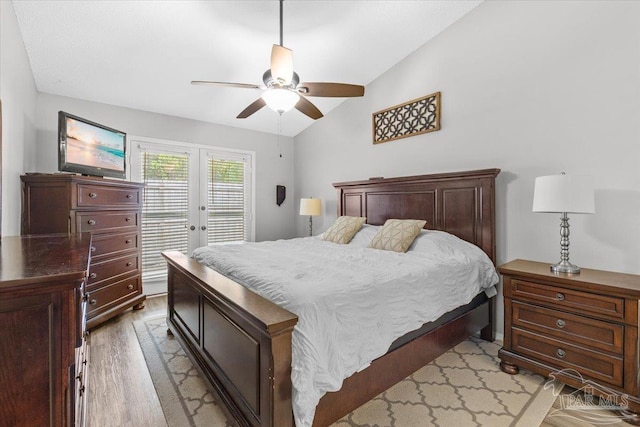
[87,294,635,427]
[88,295,168,427]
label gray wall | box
[0,0,39,236]
[294,1,640,338]
[34,93,296,242]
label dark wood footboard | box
[163,251,298,427]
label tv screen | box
[58,111,126,179]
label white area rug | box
[135,316,559,426]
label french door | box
[129,138,254,284]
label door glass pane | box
[140,151,190,280]
[207,158,246,243]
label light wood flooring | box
[87,295,634,427]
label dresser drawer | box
[512,302,624,354]
[512,328,623,387]
[510,279,624,320]
[90,231,139,259]
[86,276,141,316]
[76,211,139,233]
[87,254,140,290]
[77,183,142,208]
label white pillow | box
[347,224,380,247]
[408,229,476,256]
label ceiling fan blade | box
[237,98,267,119]
[295,96,323,120]
[270,44,294,85]
[297,82,365,98]
[191,81,262,90]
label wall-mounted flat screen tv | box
[58,111,126,179]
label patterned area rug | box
[134,316,559,426]
[133,316,236,427]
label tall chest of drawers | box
[499,259,640,413]
[21,174,145,329]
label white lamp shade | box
[532,174,595,214]
[262,88,300,113]
[299,198,322,216]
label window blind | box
[140,151,190,280]
[207,157,247,243]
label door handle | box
[201,226,207,231]
[190,225,196,231]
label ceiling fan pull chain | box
[278,114,283,158]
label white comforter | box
[191,229,498,427]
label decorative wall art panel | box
[372,91,441,144]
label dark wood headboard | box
[333,168,500,263]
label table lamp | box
[299,198,322,236]
[532,173,595,274]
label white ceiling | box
[12,0,481,137]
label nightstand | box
[498,259,640,413]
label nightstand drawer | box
[512,302,624,354]
[512,329,623,387]
[511,279,624,320]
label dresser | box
[21,174,145,329]
[0,234,91,427]
[499,259,640,413]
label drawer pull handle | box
[87,219,96,225]
[555,293,565,301]
[127,284,134,290]
[125,239,132,244]
[90,299,97,305]
[90,273,97,279]
[126,262,132,267]
[89,192,97,198]
[91,246,96,253]
[125,217,132,222]
[556,349,566,359]
[126,194,133,199]
[556,319,566,328]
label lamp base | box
[550,260,581,274]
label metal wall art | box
[372,91,441,144]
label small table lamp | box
[300,198,322,236]
[532,173,595,274]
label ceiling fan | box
[192,0,365,120]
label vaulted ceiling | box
[12,0,481,136]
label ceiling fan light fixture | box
[262,88,300,114]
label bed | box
[162,168,500,427]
